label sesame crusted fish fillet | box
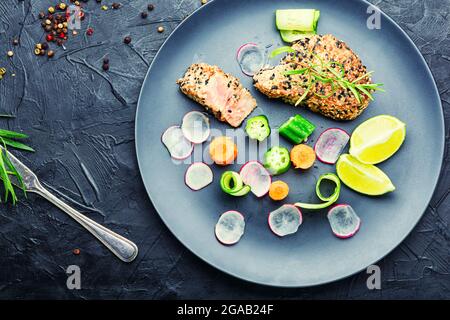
[177,63,257,127]
[253,34,373,120]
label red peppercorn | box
[73,248,81,255]
[46,34,54,42]
[86,27,94,36]
[59,32,65,39]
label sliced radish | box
[236,43,264,76]
[314,128,350,164]
[185,162,213,191]
[268,204,303,237]
[161,126,194,160]
[239,161,271,197]
[327,204,361,239]
[181,111,210,144]
[215,210,245,245]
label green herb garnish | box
[0,129,34,204]
[269,46,296,59]
[271,47,384,105]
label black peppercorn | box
[148,4,154,11]
[123,36,131,44]
[102,63,109,71]
[41,42,49,50]
[38,12,46,19]
[103,57,109,64]
[12,39,19,46]
[141,11,148,19]
[112,2,120,9]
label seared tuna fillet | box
[177,63,257,127]
[254,34,373,120]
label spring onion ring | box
[294,173,341,209]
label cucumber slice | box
[229,185,251,197]
[276,9,318,32]
[280,30,316,43]
[313,10,320,30]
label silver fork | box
[2,148,139,263]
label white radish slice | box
[236,43,264,76]
[185,162,213,191]
[314,128,350,164]
[327,204,361,239]
[268,204,303,237]
[215,211,245,245]
[239,161,271,197]
[161,126,194,160]
[181,111,210,144]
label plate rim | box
[134,0,445,287]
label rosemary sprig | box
[0,129,34,204]
[272,47,384,105]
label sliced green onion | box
[294,173,341,210]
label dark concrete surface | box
[0,0,448,299]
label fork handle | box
[33,185,138,263]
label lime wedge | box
[350,115,406,164]
[336,154,395,196]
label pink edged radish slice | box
[236,43,265,76]
[268,204,303,237]
[161,126,194,160]
[239,161,271,197]
[181,111,210,144]
[314,128,350,164]
[185,162,213,191]
[327,204,361,239]
[215,210,245,245]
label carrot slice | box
[209,136,238,166]
[269,180,290,201]
[290,144,316,169]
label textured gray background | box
[0,0,448,299]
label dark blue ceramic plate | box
[135,0,444,287]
